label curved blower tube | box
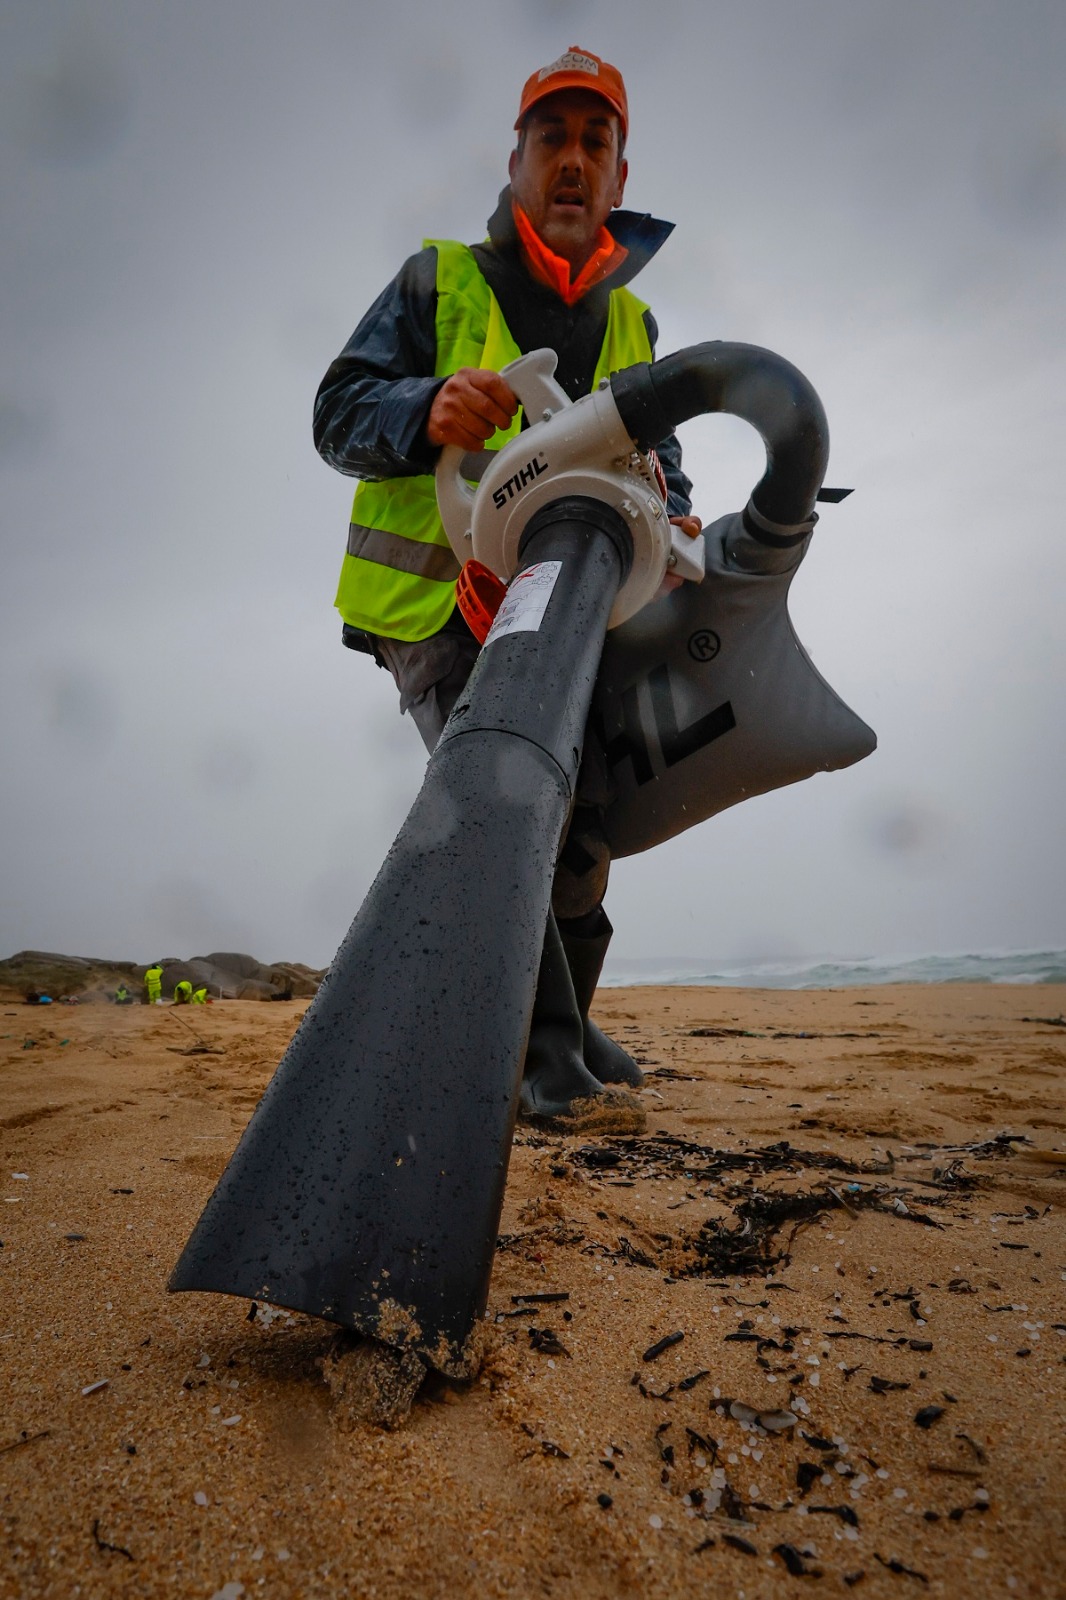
[611,341,830,542]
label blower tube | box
[610,341,829,546]
[169,497,632,1375]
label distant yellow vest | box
[334,239,653,642]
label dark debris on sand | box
[569,1134,954,1278]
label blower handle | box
[435,350,572,558]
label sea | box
[600,948,1066,990]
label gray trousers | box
[370,627,611,922]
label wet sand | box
[2,984,1064,1598]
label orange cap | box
[456,560,507,645]
[514,47,628,140]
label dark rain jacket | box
[313,187,692,518]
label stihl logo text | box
[492,454,548,510]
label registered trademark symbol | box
[688,629,721,663]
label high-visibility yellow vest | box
[333,239,653,643]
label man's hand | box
[426,368,519,452]
[660,514,703,594]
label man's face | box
[508,89,628,270]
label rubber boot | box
[519,915,605,1124]
[557,908,643,1088]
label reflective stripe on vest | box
[346,522,463,582]
[333,240,653,643]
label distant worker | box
[114,984,132,1005]
[173,980,193,1004]
[190,986,208,1005]
[145,964,164,1005]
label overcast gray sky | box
[2,0,1064,970]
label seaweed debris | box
[566,1134,954,1279]
[774,1541,820,1576]
[690,1185,942,1278]
[528,1326,570,1358]
[874,1553,928,1583]
[91,1519,133,1560]
[575,1134,866,1182]
[643,1331,684,1362]
[0,1429,50,1456]
[899,1133,1031,1161]
[722,1532,758,1555]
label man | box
[144,963,163,1006]
[314,48,699,1127]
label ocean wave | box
[601,948,1066,990]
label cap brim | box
[515,79,627,136]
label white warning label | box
[485,560,561,643]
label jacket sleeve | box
[641,310,693,519]
[313,248,446,480]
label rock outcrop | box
[0,950,325,1003]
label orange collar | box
[512,200,628,306]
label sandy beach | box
[2,983,1064,1599]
